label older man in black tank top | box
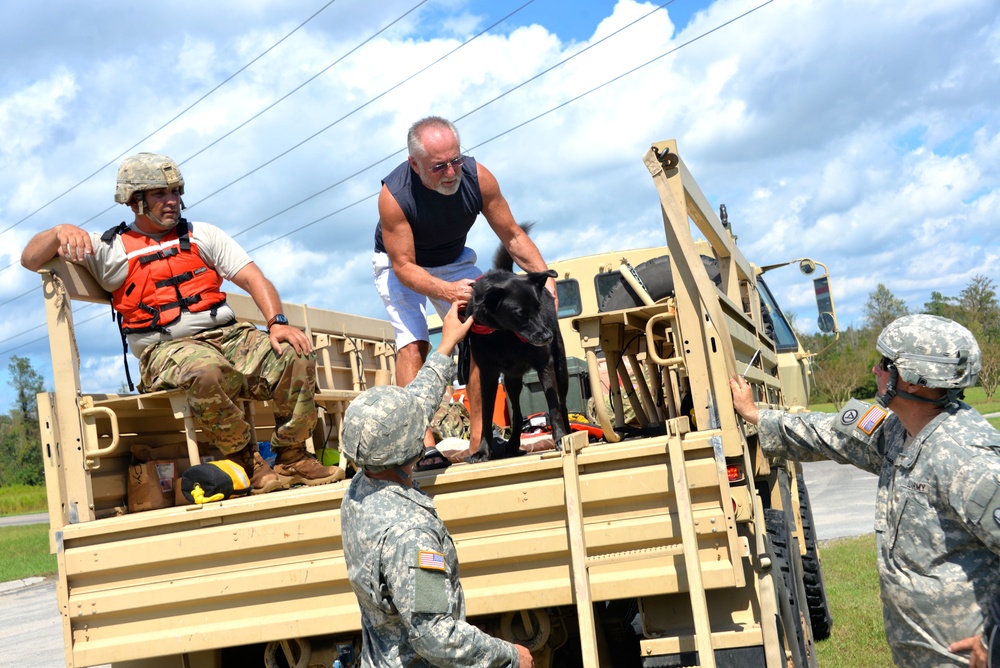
[373,116,555,460]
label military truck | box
[34,138,838,668]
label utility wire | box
[0,0,340,237]
[239,1,778,253]
[178,0,429,167]
[3,0,777,344]
[186,0,537,212]
[0,309,105,358]
[230,0,675,240]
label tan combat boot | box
[225,446,283,494]
[273,446,345,486]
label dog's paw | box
[415,447,451,472]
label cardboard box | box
[127,460,183,512]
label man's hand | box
[53,224,94,263]
[514,644,535,668]
[545,276,558,311]
[949,634,988,668]
[444,278,475,304]
[729,376,760,425]
[268,324,313,356]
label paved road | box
[0,512,47,528]
[0,461,877,666]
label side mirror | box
[813,275,838,334]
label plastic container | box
[257,441,276,467]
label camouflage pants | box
[138,321,317,455]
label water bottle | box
[333,660,343,668]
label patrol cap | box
[876,314,981,389]
[114,152,184,204]
[341,383,440,472]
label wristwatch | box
[267,313,288,331]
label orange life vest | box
[103,220,227,334]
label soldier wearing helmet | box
[341,303,535,668]
[21,152,343,492]
[730,314,1000,667]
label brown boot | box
[225,447,283,494]
[273,446,345,486]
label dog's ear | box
[526,269,557,291]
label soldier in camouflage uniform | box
[21,152,343,492]
[731,314,1000,667]
[340,303,534,668]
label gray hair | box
[407,116,460,157]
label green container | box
[514,356,589,419]
[319,447,340,466]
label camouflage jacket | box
[759,400,1000,667]
[341,352,520,667]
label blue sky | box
[1,0,998,410]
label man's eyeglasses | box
[879,356,894,372]
[430,155,467,174]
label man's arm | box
[230,262,312,356]
[477,163,556,303]
[379,185,475,305]
[21,224,95,271]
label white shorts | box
[373,248,482,348]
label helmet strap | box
[877,367,955,408]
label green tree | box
[2,356,46,486]
[923,291,961,320]
[958,275,999,336]
[979,340,1000,402]
[863,284,909,332]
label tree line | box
[0,356,45,486]
[802,275,1000,409]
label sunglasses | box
[878,356,894,372]
[430,155,467,174]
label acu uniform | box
[758,399,1000,667]
[341,353,521,668]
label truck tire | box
[765,508,810,668]
[599,255,722,312]
[797,475,834,641]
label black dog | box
[465,234,570,460]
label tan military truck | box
[34,138,837,668]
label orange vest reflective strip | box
[109,221,227,334]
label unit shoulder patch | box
[417,550,446,572]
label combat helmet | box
[875,314,981,407]
[341,381,441,476]
[114,153,184,206]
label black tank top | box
[373,157,483,267]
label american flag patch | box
[857,405,888,435]
[417,550,446,572]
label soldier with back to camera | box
[340,302,535,667]
[21,152,343,492]
[730,314,1000,667]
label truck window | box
[594,272,622,311]
[557,279,582,319]
[756,278,799,352]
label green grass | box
[810,385,1000,416]
[0,484,47,516]
[0,523,56,581]
[815,534,892,667]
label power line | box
[185,0,537,212]
[240,1,778,253]
[0,0,341,237]
[3,1,778,340]
[230,0,676,240]
[178,0,430,168]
